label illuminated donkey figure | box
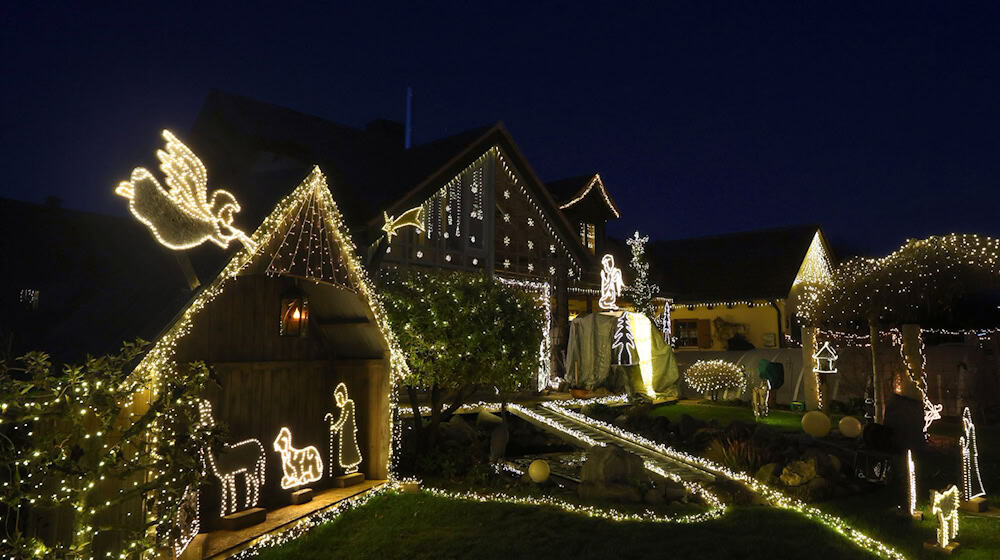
[930,485,960,548]
[198,400,266,515]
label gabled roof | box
[188,90,590,268]
[649,225,831,302]
[547,173,621,219]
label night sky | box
[3,2,999,256]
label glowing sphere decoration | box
[528,459,550,483]
[839,416,863,438]
[802,411,831,438]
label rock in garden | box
[580,445,646,485]
[780,457,817,487]
[827,454,842,475]
[489,422,509,461]
[679,414,706,439]
[440,415,477,445]
[644,487,665,505]
[476,410,503,427]
[755,462,780,484]
[661,479,687,502]
[804,476,830,501]
[578,481,643,503]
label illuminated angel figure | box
[960,407,986,500]
[326,383,362,475]
[599,254,624,310]
[115,129,257,252]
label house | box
[187,90,624,381]
[2,150,399,556]
[649,225,834,350]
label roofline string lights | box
[557,173,621,218]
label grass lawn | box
[255,492,881,560]
[648,400,810,432]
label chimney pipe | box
[404,86,413,149]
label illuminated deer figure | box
[198,400,266,515]
[930,485,960,548]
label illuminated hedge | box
[685,359,745,400]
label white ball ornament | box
[838,416,863,438]
[802,411,831,438]
[528,459,550,483]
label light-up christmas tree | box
[626,231,660,328]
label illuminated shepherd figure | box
[930,485,960,548]
[599,254,624,310]
[960,407,986,500]
[115,129,256,252]
[326,383,363,475]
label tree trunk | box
[802,327,824,410]
[868,321,882,423]
[406,385,423,439]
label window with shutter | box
[697,319,713,348]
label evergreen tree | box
[626,231,660,328]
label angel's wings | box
[157,129,213,221]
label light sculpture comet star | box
[382,206,426,241]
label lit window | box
[673,320,699,347]
[280,287,309,337]
[19,289,40,311]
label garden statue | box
[326,382,363,476]
[751,379,770,419]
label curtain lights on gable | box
[115,130,256,252]
[792,231,833,288]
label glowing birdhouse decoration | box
[279,286,309,337]
[812,341,838,374]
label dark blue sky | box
[3,2,998,255]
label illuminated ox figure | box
[198,400,266,516]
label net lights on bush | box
[541,402,907,560]
[684,360,745,400]
[115,129,256,252]
[498,277,552,391]
[273,427,324,489]
[960,407,986,501]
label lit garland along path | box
[508,403,715,483]
[531,402,908,560]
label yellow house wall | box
[670,300,786,350]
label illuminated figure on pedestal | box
[198,401,266,515]
[599,254,624,310]
[929,485,960,549]
[326,383,362,475]
[960,407,986,501]
[273,427,324,489]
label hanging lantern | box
[280,286,309,337]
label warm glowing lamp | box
[280,286,309,337]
